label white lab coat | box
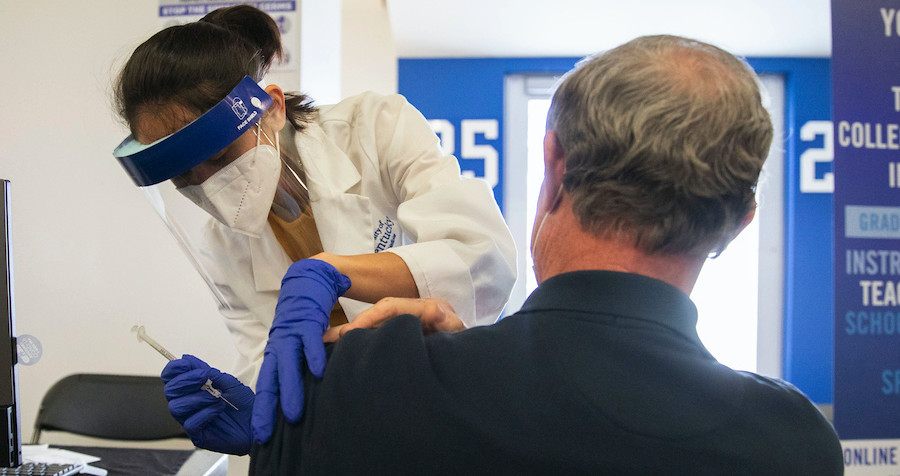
[198,92,517,386]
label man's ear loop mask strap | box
[532,184,564,252]
[112,76,274,187]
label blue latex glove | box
[162,354,255,455]
[252,258,351,444]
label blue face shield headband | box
[113,76,274,187]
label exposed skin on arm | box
[312,251,419,304]
[323,297,464,342]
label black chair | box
[31,374,188,444]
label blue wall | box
[399,57,835,404]
[399,58,581,209]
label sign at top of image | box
[157,1,298,74]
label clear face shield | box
[113,77,329,321]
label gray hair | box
[547,35,773,256]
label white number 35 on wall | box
[429,119,500,188]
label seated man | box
[164,34,843,475]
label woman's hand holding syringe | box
[131,325,255,455]
[131,325,238,410]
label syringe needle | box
[203,379,239,410]
[131,325,239,411]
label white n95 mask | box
[133,82,321,319]
[178,126,282,238]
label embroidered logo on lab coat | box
[374,217,397,253]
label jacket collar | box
[294,121,361,198]
[518,270,705,350]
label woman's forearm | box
[312,251,419,303]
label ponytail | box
[200,5,283,75]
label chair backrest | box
[32,374,188,444]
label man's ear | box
[708,207,757,259]
[736,206,756,237]
[540,130,567,213]
[263,84,287,131]
[716,206,756,253]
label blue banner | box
[832,0,900,439]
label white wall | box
[342,0,398,97]
[0,0,396,454]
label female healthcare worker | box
[111,5,516,452]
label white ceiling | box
[386,0,832,59]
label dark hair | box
[547,35,773,256]
[115,5,314,136]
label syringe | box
[131,325,239,411]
